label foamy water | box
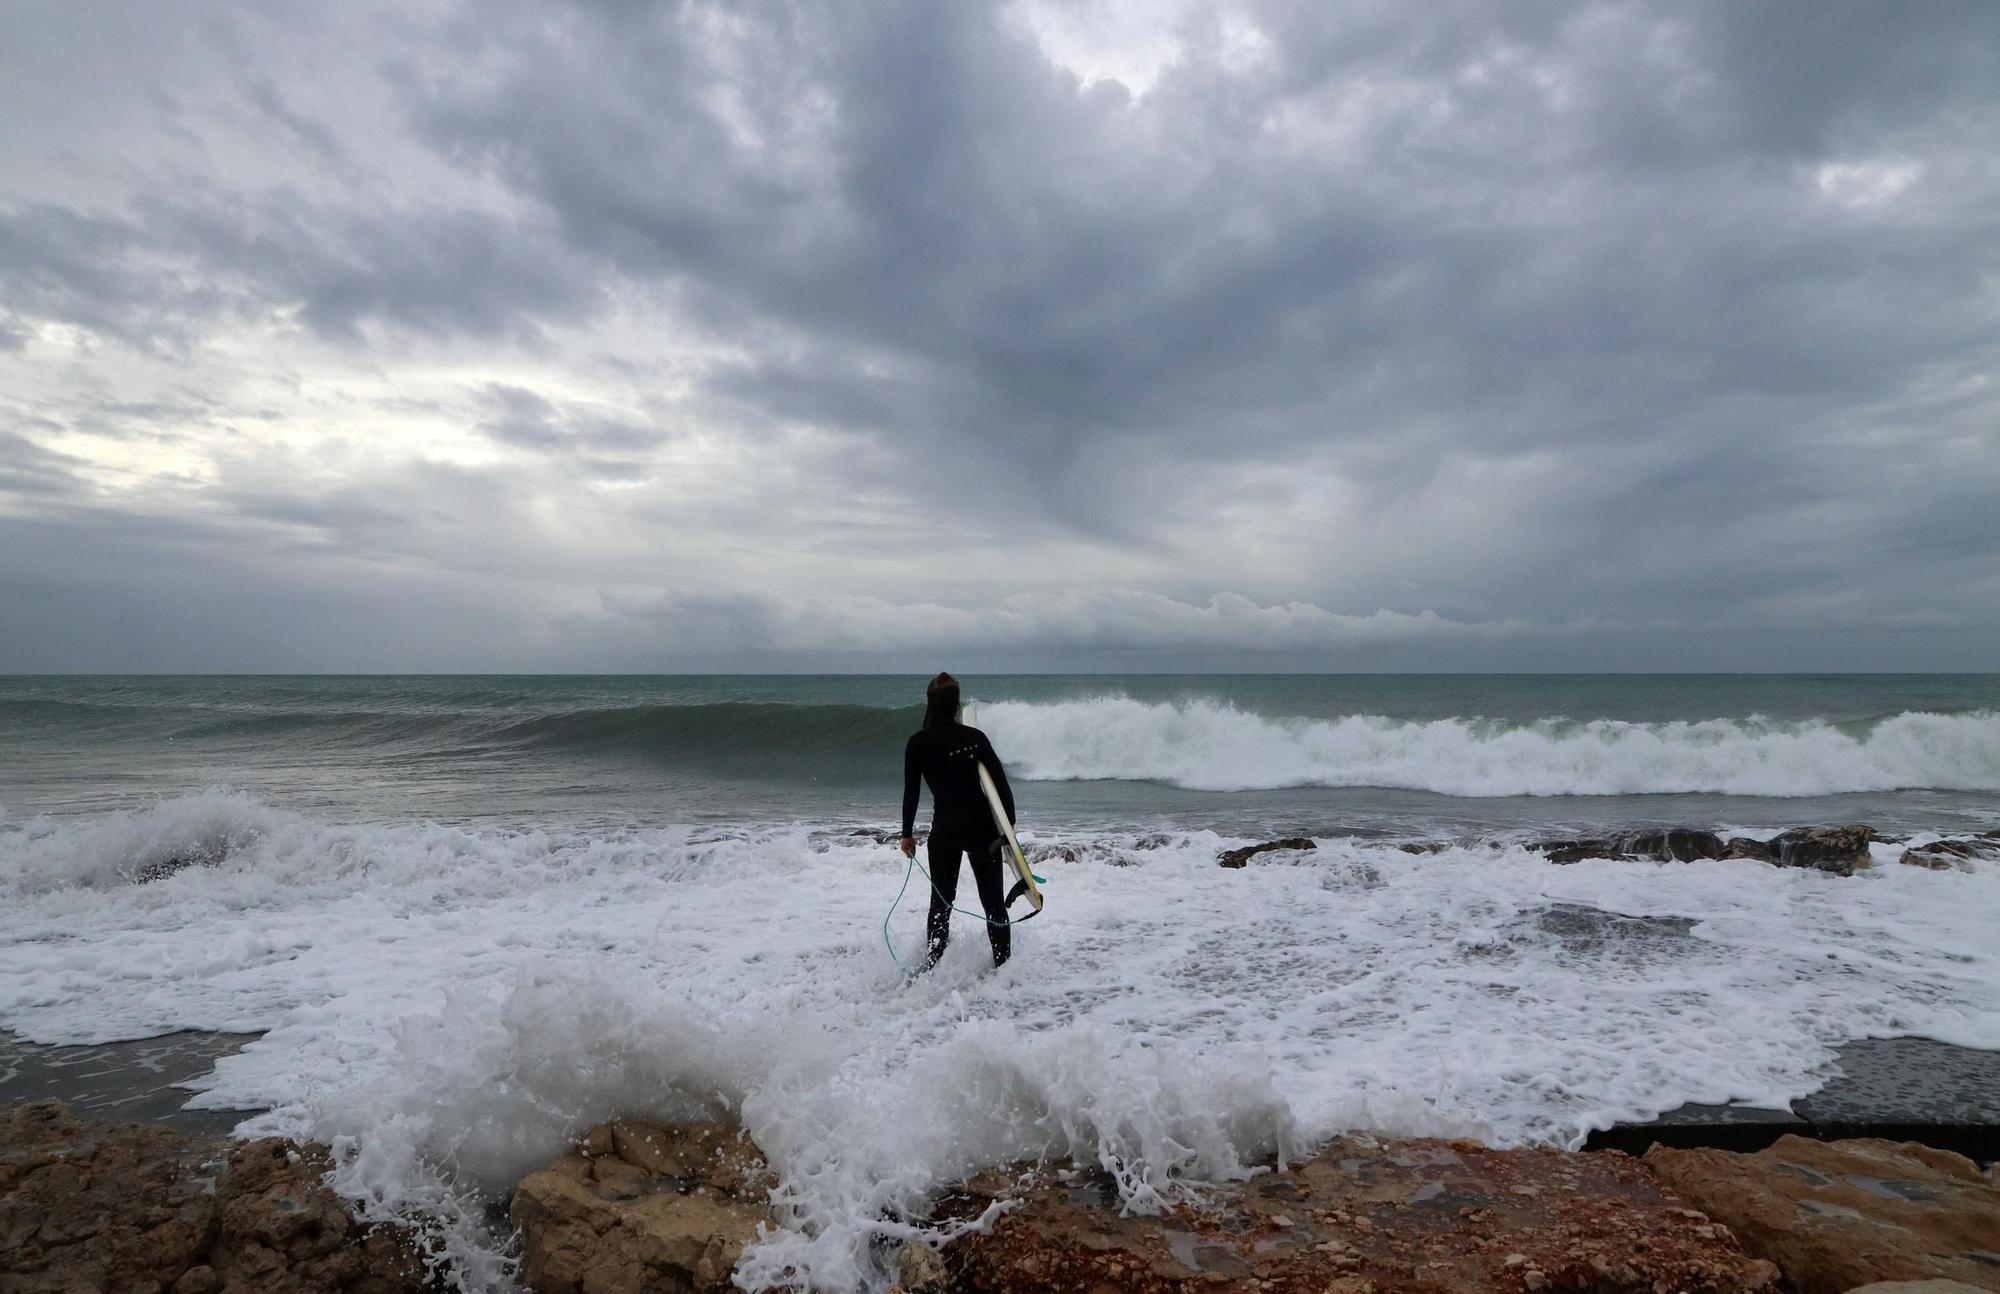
[3,791,1996,1290]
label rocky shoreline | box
[6,822,1995,1292]
[0,1098,437,1294]
[6,1098,1998,1294]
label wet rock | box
[1646,1135,2000,1294]
[1539,829,1729,865]
[511,1117,774,1294]
[1765,826,1877,876]
[1898,839,1999,872]
[893,1237,949,1293]
[1537,838,1615,864]
[1219,837,1316,868]
[1724,838,1778,863]
[1606,829,1725,861]
[1842,1282,1995,1294]
[940,1135,1778,1292]
[0,1098,430,1294]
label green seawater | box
[2,674,1996,837]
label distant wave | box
[0,695,922,755]
[8,690,1998,798]
[492,701,918,753]
[977,697,2000,797]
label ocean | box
[3,673,1998,1289]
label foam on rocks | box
[4,792,1999,1288]
[510,1119,774,1294]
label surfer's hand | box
[899,835,916,858]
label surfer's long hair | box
[922,672,961,730]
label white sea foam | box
[3,792,1998,1290]
[978,698,2000,796]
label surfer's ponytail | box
[922,672,961,730]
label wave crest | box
[977,698,2000,797]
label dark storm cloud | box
[1,0,1996,668]
[396,1,1997,465]
[375,0,2000,637]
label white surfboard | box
[961,705,1042,914]
[978,762,1042,914]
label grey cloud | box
[0,432,92,502]
[592,588,1525,657]
[399,1,1998,478]
[481,384,670,456]
[0,194,597,351]
[241,77,350,170]
[1,0,1996,668]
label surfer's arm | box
[979,735,1017,824]
[901,734,922,838]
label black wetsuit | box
[902,722,1018,967]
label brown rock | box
[1765,826,1877,876]
[1898,839,1998,872]
[511,1118,775,1294]
[0,1098,431,1294]
[894,1237,950,1293]
[1843,1282,1996,1293]
[940,1136,1778,1292]
[609,1118,766,1195]
[1646,1135,2000,1294]
[174,1265,223,1294]
[1724,838,1778,863]
[1219,837,1317,868]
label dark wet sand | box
[1589,1036,2000,1162]
[0,1028,265,1137]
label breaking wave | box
[977,698,2000,797]
[5,683,1997,799]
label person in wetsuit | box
[899,672,1018,968]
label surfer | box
[900,672,1018,968]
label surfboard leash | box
[882,845,1047,977]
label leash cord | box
[881,846,1042,977]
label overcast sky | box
[2,1,1996,672]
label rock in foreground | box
[942,1134,1779,1293]
[0,1098,430,1294]
[510,1118,774,1294]
[1646,1135,2000,1294]
[1899,838,2000,871]
[1763,826,1878,876]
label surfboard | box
[978,762,1043,914]
[961,705,1042,914]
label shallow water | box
[1,674,1996,1290]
